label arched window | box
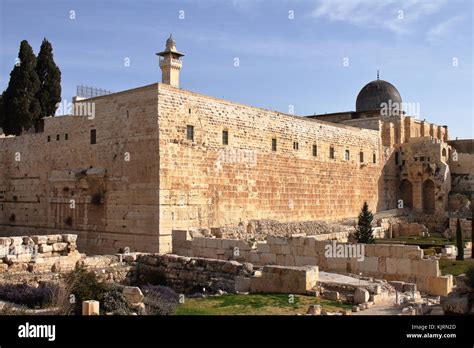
[344,150,350,161]
[442,148,447,158]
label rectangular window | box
[420,156,425,162]
[222,130,229,145]
[312,144,317,157]
[344,150,350,161]
[47,136,51,142]
[360,152,364,163]
[329,147,335,159]
[186,125,194,141]
[293,142,299,150]
[272,138,277,152]
[90,129,96,145]
[65,133,69,140]
[373,153,376,163]
[56,134,60,141]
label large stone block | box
[426,275,453,297]
[411,260,439,277]
[52,243,68,252]
[39,244,53,253]
[396,258,411,275]
[123,286,144,303]
[358,256,378,273]
[374,245,391,257]
[0,237,11,246]
[9,237,23,246]
[47,235,63,244]
[62,234,78,243]
[386,258,397,274]
[354,288,370,304]
[31,235,48,245]
[235,276,251,293]
[402,246,423,260]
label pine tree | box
[2,40,41,135]
[354,202,375,244]
[456,218,464,261]
[36,38,61,127]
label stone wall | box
[449,218,472,239]
[134,253,318,295]
[171,230,452,296]
[0,234,81,274]
[0,84,163,254]
[157,83,387,238]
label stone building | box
[0,37,472,254]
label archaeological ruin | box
[0,36,473,316]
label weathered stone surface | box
[62,234,78,243]
[9,237,23,246]
[52,243,68,252]
[47,235,63,244]
[31,236,48,245]
[307,304,321,315]
[442,295,469,314]
[123,286,145,304]
[354,288,370,304]
[39,244,53,253]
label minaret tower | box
[156,34,184,88]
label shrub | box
[102,287,134,315]
[0,283,57,309]
[465,266,474,288]
[142,285,179,315]
[64,266,108,315]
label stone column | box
[82,300,100,315]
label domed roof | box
[356,79,402,113]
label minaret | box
[156,34,184,88]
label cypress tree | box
[2,40,41,135]
[456,218,464,261]
[354,202,375,244]
[36,38,61,125]
[0,92,4,131]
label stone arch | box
[422,179,435,213]
[399,179,413,209]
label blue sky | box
[0,0,472,138]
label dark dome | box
[356,79,402,112]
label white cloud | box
[311,0,447,34]
[426,15,465,45]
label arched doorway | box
[422,179,435,213]
[399,179,413,209]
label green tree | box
[2,40,41,135]
[354,202,375,244]
[456,218,464,261]
[35,38,61,127]
[0,92,4,131]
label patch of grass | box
[175,293,351,316]
[439,259,474,277]
[378,235,470,248]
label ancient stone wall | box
[171,230,452,296]
[449,218,472,239]
[0,234,81,274]
[157,84,387,238]
[0,84,162,254]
